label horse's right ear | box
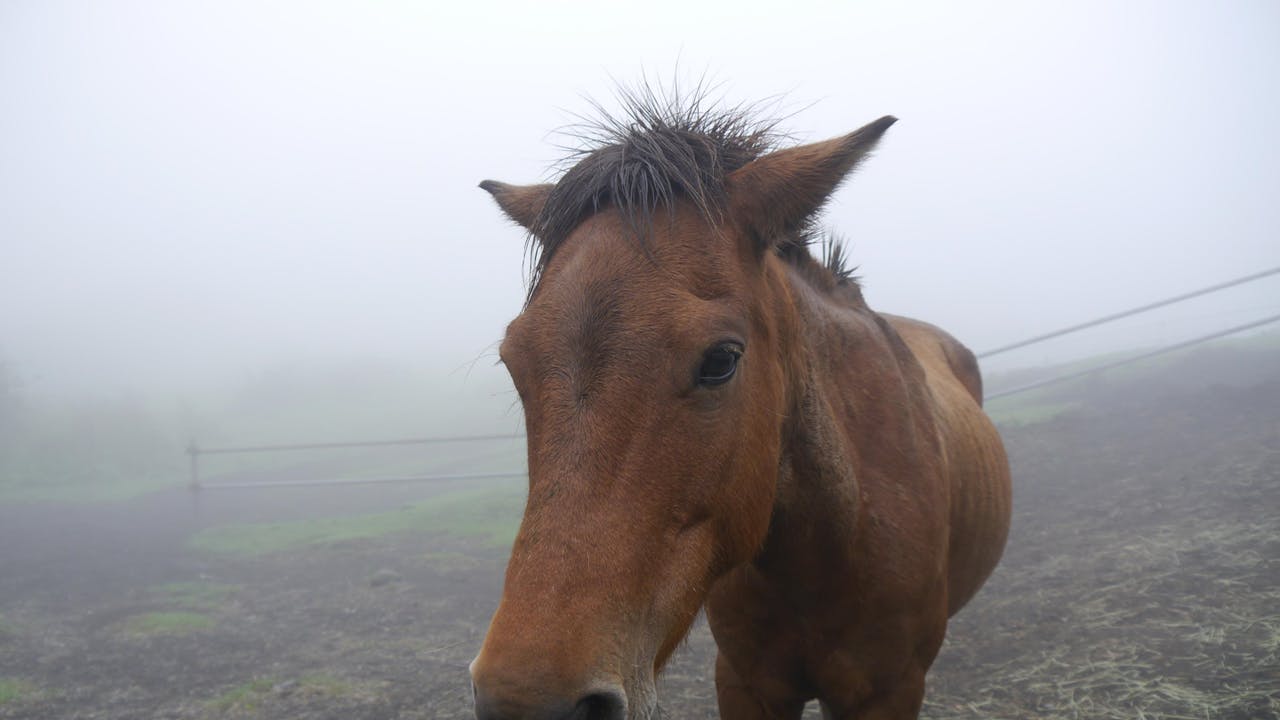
[480,180,553,235]
[726,115,897,245]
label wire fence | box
[196,470,527,491]
[977,265,1280,401]
[187,434,527,491]
[984,313,1280,400]
[188,264,1279,490]
[975,266,1280,359]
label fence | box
[187,265,1279,490]
[983,312,1280,400]
[187,434,527,491]
[975,265,1280,399]
[975,266,1280,359]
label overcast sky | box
[2,0,1278,397]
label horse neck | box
[762,263,893,571]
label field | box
[0,343,1277,719]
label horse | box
[469,91,1012,720]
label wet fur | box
[472,89,1012,720]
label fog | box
[3,4,1280,718]
[3,0,1277,405]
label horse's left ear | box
[479,180,554,235]
[726,115,897,243]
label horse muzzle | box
[471,681,627,720]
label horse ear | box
[479,180,553,234]
[726,115,897,243]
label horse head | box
[470,102,896,720]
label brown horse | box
[470,93,1011,720]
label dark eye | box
[697,344,743,387]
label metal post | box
[187,440,201,492]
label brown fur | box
[470,96,1011,720]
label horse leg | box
[714,652,807,720]
[817,667,927,720]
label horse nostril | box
[574,689,626,720]
[472,678,625,720]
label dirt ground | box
[0,371,1277,719]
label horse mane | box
[529,84,861,295]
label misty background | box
[2,1,1278,477]
[2,4,1280,718]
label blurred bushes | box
[0,391,181,499]
[0,357,520,502]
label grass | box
[150,581,239,611]
[207,677,275,713]
[187,482,525,557]
[921,385,1280,720]
[0,678,37,706]
[115,611,216,638]
[205,674,362,715]
[985,395,1078,426]
[977,527,1280,718]
[293,674,354,696]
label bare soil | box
[1,372,1277,719]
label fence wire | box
[985,313,1280,401]
[188,265,1280,487]
[977,266,1280,359]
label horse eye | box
[697,344,742,387]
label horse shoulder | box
[878,314,982,404]
[878,313,1012,615]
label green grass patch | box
[188,482,524,557]
[115,611,215,637]
[0,678,37,706]
[208,677,275,713]
[150,581,239,611]
[294,673,353,696]
[986,396,1079,426]
[206,674,358,714]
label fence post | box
[187,440,201,491]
